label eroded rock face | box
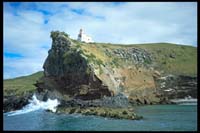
[154,75,197,99]
[60,92,129,108]
[35,31,112,101]
[111,48,152,65]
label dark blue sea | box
[3,105,197,131]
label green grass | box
[77,42,197,76]
[133,43,197,76]
[3,71,43,96]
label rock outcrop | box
[3,93,33,112]
[57,107,143,120]
[110,48,152,65]
[35,31,197,107]
[154,75,197,99]
[59,92,129,108]
[35,31,112,102]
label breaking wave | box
[6,94,60,116]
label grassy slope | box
[133,43,197,76]
[72,40,197,76]
[3,71,43,96]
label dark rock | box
[111,48,152,65]
[58,92,129,109]
[93,93,129,108]
[144,99,149,104]
[122,110,128,115]
[57,107,142,120]
[169,53,176,58]
[35,31,112,102]
[3,93,33,112]
[154,75,197,100]
[69,108,76,114]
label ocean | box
[3,104,197,131]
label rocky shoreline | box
[3,93,33,113]
[3,73,197,120]
[55,93,140,120]
[56,106,142,120]
[3,93,144,120]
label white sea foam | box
[7,94,60,116]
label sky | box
[3,2,197,79]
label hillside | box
[3,71,43,97]
[73,41,197,76]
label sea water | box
[3,95,197,131]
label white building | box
[77,29,93,43]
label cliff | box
[35,31,197,105]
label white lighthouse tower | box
[77,29,93,43]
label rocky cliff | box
[34,31,197,106]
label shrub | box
[96,59,103,66]
[112,58,120,68]
[50,31,69,39]
[61,32,69,37]
[50,31,59,39]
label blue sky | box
[3,2,197,79]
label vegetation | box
[78,42,197,76]
[82,52,103,67]
[50,31,69,40]
[133,43,197,76]
[57,107,143,120]
[63,50,84,67]
[111,57,120,68]
[3,71,43,96]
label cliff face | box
[35,31,112,101]
[35,31,197,105]
[154,75,197,99]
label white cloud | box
[3,2,197,79]
[4,57,45,79]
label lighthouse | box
[77,29,93,43]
